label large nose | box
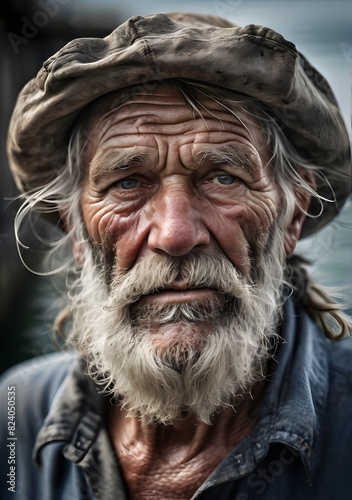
[147,185,210,256]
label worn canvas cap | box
[7,12,351,237]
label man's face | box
[74,82,287,423]
[81,83,281,347]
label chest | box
[108,398,261,499]
[117,442,231,500]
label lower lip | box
[141,289,220,305]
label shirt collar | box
[33,355,107,465]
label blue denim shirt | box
[1,298,352,499]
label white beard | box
[68,225,285,424]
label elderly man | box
[1,12,351,500]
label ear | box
[59,210,86,266]
[72,240,86,266]
[283,169,316,256]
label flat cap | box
[7,12,351,237]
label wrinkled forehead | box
[75,80,269,161]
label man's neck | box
[107,385,265,500]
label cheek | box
[107,212,149,271]
[242,191,280,239]
[81,195,115,244]
[81,192,148,271]
[210,191,279,273]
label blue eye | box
[117,178,141,189]
[215,174,237,185]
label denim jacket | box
[1,298,352,500]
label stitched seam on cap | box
[130,19,158,78]
[129,17,141,44]
[242,34,295,53]
[141,38,158,75]
[143,33,295,55]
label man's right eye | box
[116,178,141,189]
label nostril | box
[148,221,210,257]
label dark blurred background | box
[1,0,351,374]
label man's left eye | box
[116,178,141,189]
[214,174,238,185]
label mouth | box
[138,282,222,306]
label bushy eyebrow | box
[89,149,151,185]
[196,146,259,174]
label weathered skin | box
[79,83,307,499]
[107,389,265,499]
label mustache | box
[106,251,256,310]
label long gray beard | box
[68,224,286,424]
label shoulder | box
[1,350,76,389]
[328,335,352,375]
[326,335,352,408]
[297,301,352,380]
[0,351,77,426]
[315,335,352,486]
